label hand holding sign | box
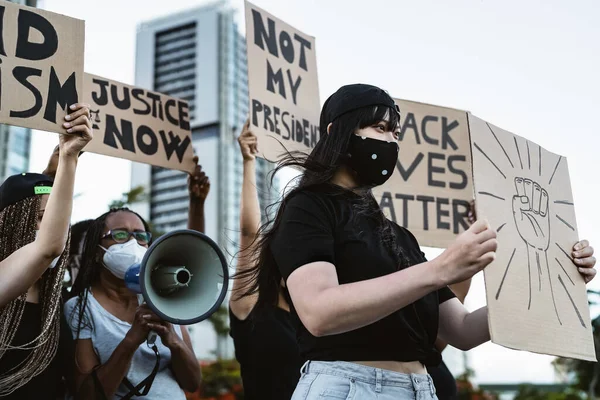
[435,219,498,286]
[512,177,550,251]
[238,120,259,161]
[188,155,210,203]
[58,103,93,158]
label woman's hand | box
[435,219,498,286]
[60,103,93,158]
[238,120,258,161]
[468,200,476,225]
[146,319,182,350]
[188,155,210,203]
[125,304,153,347]
[572,240,596,283]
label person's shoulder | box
[64,295,78,313]
[284,184,338,210]
[63,291,93,317]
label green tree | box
[514,384,584,400]
[207,305,230,360]
[109,185,148,209]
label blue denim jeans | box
[291,361,438,400]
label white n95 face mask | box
[35,230,63,269]
[99,239,147,279]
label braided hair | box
[0,196,71,396]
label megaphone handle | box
[147,330,158,346]
[136,294,159,346]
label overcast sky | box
[30,0,600,384]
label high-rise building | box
[132,1,279,359]
[0,0,37,181]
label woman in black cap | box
[0,103,93,399]
[238,84,596,399]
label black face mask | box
[346,134,399,187]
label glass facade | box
[143,6,279,243]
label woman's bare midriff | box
[352,361,427,375]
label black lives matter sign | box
[374,99,473,248]
[244,0,320,161]
[83,73,195,173]
[0,1,84,133]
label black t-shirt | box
[429,360,458,400]
[229,305,302,400]
[0,302,73,399]
[270,185,455,366]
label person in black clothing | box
[429,277,472,400]
[230,121,303,399]
[237,84,597,400]
[0,104,93,399]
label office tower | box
[132,1,279,359]
[0,0,37,181]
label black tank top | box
[0,302,73,399]
[229,305,302,400]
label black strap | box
[121,344,161,399]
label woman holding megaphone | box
[65,161,209,399]
[237,84,597,400]
[0,104,92,399]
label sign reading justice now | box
[83,73,196,173]
[0,1,84,133]
[245,0,320,162]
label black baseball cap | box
[0,173,54,213]
[322,83,400,124]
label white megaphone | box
[124,229,229,344]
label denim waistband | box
[300,360,436,392]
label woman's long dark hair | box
[68,208,151,339]
[237,103,410,310]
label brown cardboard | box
[0,1,84,133]
[244,0,320,162]
[83,73,195,173]
[469,113,595,361]
[373,99,473,249]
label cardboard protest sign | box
[245,0,320,162]
[83,73,195,173]
[0,1,84,133]
[374,99,473,248]
[469,113,595,361]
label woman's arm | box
[434,278,472,352]
[187,155,210,233]
[164,327,201,392]
[145,321,200,392]
[230,122,262,320]
[74,338,138,399]
[72,305,153,398]
[438,299,489,351]
[0,104,92,308]
[286,219,497,337]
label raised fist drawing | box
[512,177,550,251]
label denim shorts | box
[291,360,438,400]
